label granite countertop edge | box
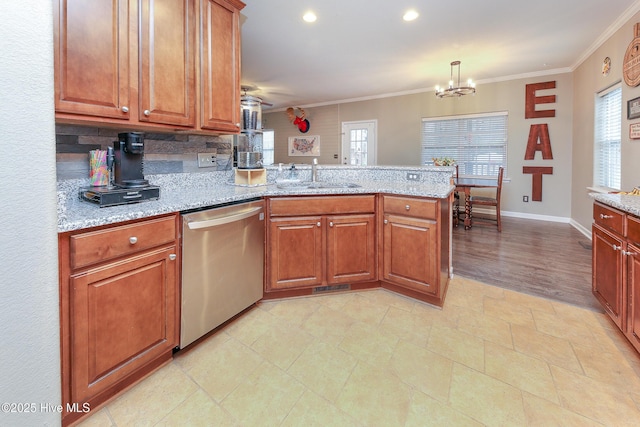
[58,166,456,233]
[590,193,640,218]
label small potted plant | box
[432,157,456,166]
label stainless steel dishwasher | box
[180,199,265,348]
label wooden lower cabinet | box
[268,216,323,289]
[327,214,377,284]
[592,201,640,354]
[266,196,377,293]
[382,214,438,295]
[627,242,640,351]
[59,214,179,426]
[380,194,450,306]
[592,224,625,329]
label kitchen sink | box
[276,181,361,189]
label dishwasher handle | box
[185,206,263,230]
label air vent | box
[313,284,350,294]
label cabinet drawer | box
[269,195,376,216]
[628,215,640,246]
[70,215,176,270]
[594,203,624,236]
[383,195,437,220]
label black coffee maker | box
[113,132,149,188]
[79,131,160,207]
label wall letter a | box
[525,124,553,160]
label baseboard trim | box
[470,208,592,240]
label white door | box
[341,120,377,165]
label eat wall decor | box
[523,81,555,201]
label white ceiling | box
[239,0,640,110]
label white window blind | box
[594,84,621,190]
[421,112,508,178]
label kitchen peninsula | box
[57,165,454,425]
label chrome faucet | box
[312,158,318,182]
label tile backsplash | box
[56,124,234,180]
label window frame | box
[593,83,622,191]
[421,111,508,179]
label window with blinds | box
[421,112,508,178]
[594,84,621,190]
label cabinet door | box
[268,216,323,290]
[200,0,241,132]
[139,0,196,127]
[592,224,625,329]
[54,0,130,119]
[383,214,438,296]
[327,214,376,284]
[627,243,640,352]
[70,246,177,403]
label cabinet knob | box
[405,205,410,211]
[612,244,621,251]
[121,106,129,113]
[600,214,613,219]
[169,254,177,261]
[235,123,240,127]
[329,221,334,227]
[317,222,321,227]
[384,219,388,224]
[129,236,138,245]
[143,109,151,116]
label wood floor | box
[452,216,602,312]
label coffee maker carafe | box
[114,132,149,188]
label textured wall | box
[0,2,61,426]
[572,9,640,232]
[56,125,234,179]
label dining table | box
[454,176,499,229]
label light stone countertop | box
[58,165,455,233]
[591,192,640,218]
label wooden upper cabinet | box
[53,0,244,133]
[139,0,196,127]
[200,0,244,132]
[54,0,131,119]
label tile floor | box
[78,277,640,426]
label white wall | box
[0,2,61,426]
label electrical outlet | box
[523,195,529,202]
[406,172,421,181]
[197,153,217,168]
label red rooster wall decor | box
[286,107,310,133]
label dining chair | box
[452,165,460,227]
[468,167,504,232]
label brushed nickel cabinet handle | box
[129,236,138,245]
[600,214,613,219]
[169,254,177,261]
[405,205,410,211]
[121,106,129,113]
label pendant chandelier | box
[435,60,476,98]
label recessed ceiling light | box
[403,9,419,21]
[303,11,317,23]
